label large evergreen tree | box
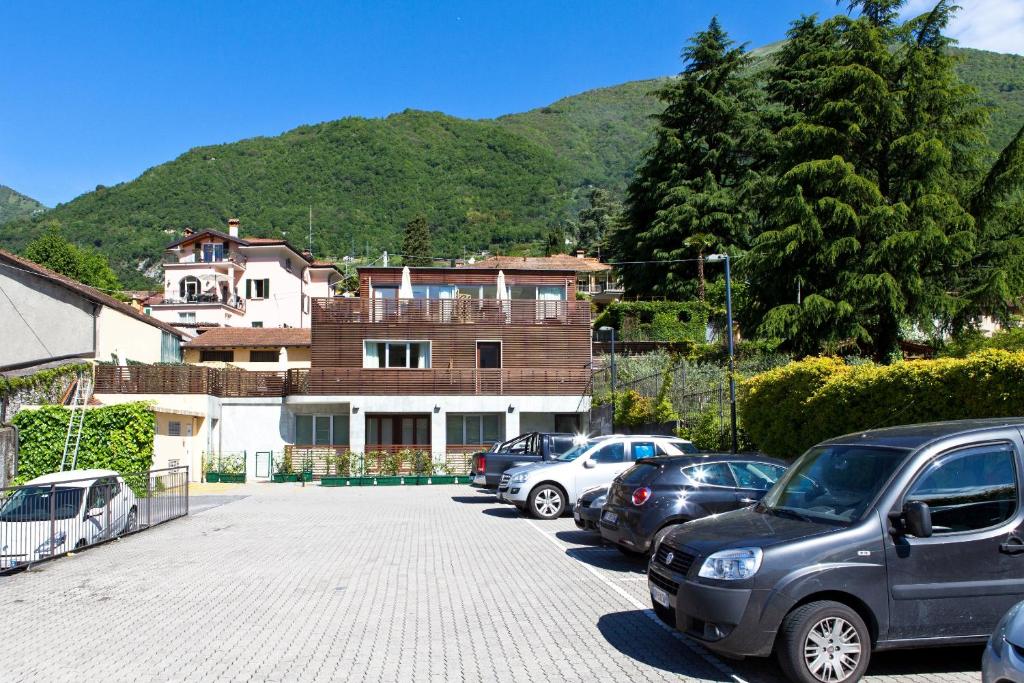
[609,18,767,299]
[401,215,433,267]
[743,0,989,358]
[572,188,621,255]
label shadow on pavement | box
[450,495,496,504]
[189,495,249,515]
[481,507,519,518]
[566,547,647,574]
[597,610,734,681]
[555,529,603,545]
[867,645,982,676]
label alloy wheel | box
[534,489,562,517]
[803,616,862,682]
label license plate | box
[651,585,670,608]
[602,510,618,524]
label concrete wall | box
[95,305,169,364]
[241,248,307,328]
[0,267,95,370]
[0,426,17,488]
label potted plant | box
[361,451,384,486]
[203,453,219,483]
[272,452,299,482]
[374,450,406,485]
[321,451,358,487]
[218,453,247,484]
[412,451,434,484]
[300,453,315,483]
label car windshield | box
[760,444,909,524]
[557,440,600,461]
[0,486,84,522]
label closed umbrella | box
[496,270,509,322]
[399,266,414,300]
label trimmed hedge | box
[593,300,710,343]
[12,402,155,483]
[739,351,1024,459]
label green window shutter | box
[245,280,251,298]
[264,279,270,298]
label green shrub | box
[593,301,711,343]
[739,351,1024,459]
[277,452,294,474]
[12,402,155,483]
[410,451,433,476]
[382,451,404,476]
[334,451,352,476]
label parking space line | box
[524,519,748,683]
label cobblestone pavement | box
[0,484,982,682]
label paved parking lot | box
[0,484,981,682]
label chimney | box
[183,227,194,238]
[227,218,240,238]
[576,249,586,259]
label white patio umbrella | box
[399,266,414,300]
[496,270,509,322]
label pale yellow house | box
[183,327,311,370]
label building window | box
[252,321,263,328]
[246,279,270,299]
[363,341,431,369]
[180,276,201,301]
[295,415,349,445]
[144,306,152,315]
[178,312,197,324]
[168,421,182,437]
[366,415,430,447]
[249,350,278,363]
[199,349,234,362]
[446,414,503,446]
[161,331,182,363]
[201,243,225,262]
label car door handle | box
[1001,537,1024,555]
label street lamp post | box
[706,254,738,453]
[598,325,616,434]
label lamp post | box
[598,325,616,434]
[706,254,738,453]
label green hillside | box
[1,46,1021,287]
[0,185,46,224]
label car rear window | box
[550,436,576,455]
[618,462,662,486]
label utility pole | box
[707,254,738,453]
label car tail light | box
[478,454,485,472]
[632,487,652,506]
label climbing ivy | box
[11,402,155,483]
[0,363,90,401]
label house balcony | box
[152,294,246,312]
[163,252,248,270]
[94,365,592,398]
[313,297,591,326]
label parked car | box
[574,485,609,530]
[984,599,1024,682]
[600,454,787,557]
[648,419,1024,683]
[471,432,579,488]
[0,469,138,570]
[498,435,697,519]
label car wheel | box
[528,485,565,520]
[124,506,138,534]
[75,539,87,550]
[776,600,870,683]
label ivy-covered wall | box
[0,362,90,424]
[593,301,711,343]
[11,402,155,483]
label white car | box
[0,469,139,570]
[496,435,698,519]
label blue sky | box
[2,0,1019,207]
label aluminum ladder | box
[59,372,92,471]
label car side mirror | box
[903,500,933,538]
[583,460,596,469]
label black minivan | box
[649,419,1024,683]
[600,454,787,556]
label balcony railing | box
[163,252,247,267]
[314,297,591,325]
[94,365,591,398]
[153,294,246,311]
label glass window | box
[168,421,182,437]
[591,442,626,464]
[314,416,331,445]
[0,486,83,521]
[761,445,909,524]
[200,350,234,362]
[296,415,313,444]
[179,312,197,324]
[731,462,787,490]
[388,343,408,368]
[550,436,577,454]
[537,285,566,301]
[446,415,463,443]
[682,463,735,487]
[619,462,662,486]
[632,442,657,460]
[332,415,349,445]
[481,415,501,443]
[667,439,700,454]
[249,350,278,363]
[446,414,504,445]
[364,341,430,369]
[907,444,1018,534]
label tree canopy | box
[23,222,123,294]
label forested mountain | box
[0,46,1020,287]
[0,185,46,224]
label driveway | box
[0,484,982,682]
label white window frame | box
[446,413,504,445]
[363,340,431,369]
[178,312,196,324]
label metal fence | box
[0,466,189,576]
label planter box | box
[301,471,313,483]
[216,473,246,484]
[205,472,220,483]
[362,476,406,486]
[272,473,300,483]
[321,476,360,487]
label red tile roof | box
[464,254,612,272]
[0,249,184,339]
[183,327,311,349]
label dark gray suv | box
[599,454,787,557]
[649,419,1024,683]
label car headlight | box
[698,548,763,581]
[511,472,530,484]
[35,531,67,555]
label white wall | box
[240,247,306,328]
[96,305,172,364]
[150,303,243,327]
[0,267,95,369]
[519,412,555,434]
